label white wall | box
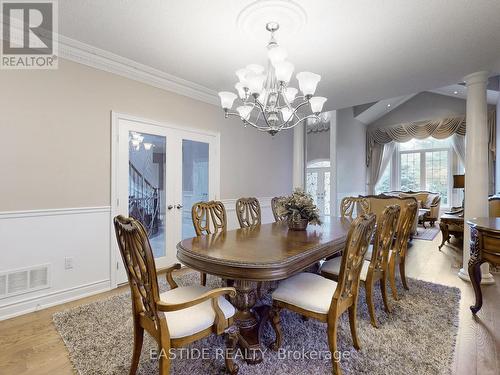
[335,108,367,212]
[0,59,293,320]
[369,92,467,128]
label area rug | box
[415,224,440,241]
[53,273,460,375]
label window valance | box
[366,111,496,166]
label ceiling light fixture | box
[217,23,326,136]
[453,91,458,95]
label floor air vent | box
[0,264,50,299]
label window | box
[398,137,451,206]
[375,161,391,194]
[376,137,457,206]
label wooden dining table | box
[176,218,351,364]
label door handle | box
[167,205,174,210]
[176,204,183,209]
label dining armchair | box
[271,196,287,222]
[321,205,400,327]
[235,197,261,228]
[388,201,418,300]
[113,215,239,375]
[340,196,370,220]
[192,200,227,286]
[269,214,376,375]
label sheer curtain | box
[367,142,395,194]
[450,134,465,165]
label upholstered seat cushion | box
[364,243,373,260]
[160,285,236,339]
[272,273,338,314]
[321,257,370,282]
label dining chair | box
[320,205,400,327]
[113,215,239,375]
[236,197,265,298]
[271,196,287,222]
[192,200,227,286]
[269,214,376,375]
[340,196,370,219]
[235,197,261,228]
[388,201,418,300]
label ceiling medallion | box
[217,22,326,135]
[237,0,307,40]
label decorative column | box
[458,71,494,284]
[329,111,338,216]
[292,122,305,189]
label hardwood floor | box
[0,231,498,375]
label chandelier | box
[217,22,327,136]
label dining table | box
[176,217,351,364]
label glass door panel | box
[306,171,319,207]
[182,140,209,239]
[128,132,166,258]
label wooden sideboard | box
[467,217,500,314]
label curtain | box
[367,142,395,194]
[366,111,496,193]
[366,114,469,166]
[450,134,466,165]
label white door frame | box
[110,111,220,288]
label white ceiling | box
[56,0,500,110]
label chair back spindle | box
[236,197,261,228]
[192,201,227,236]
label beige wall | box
[0,59,293,211]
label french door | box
[112,114,219,285]
[306,167,331,216]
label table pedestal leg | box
[231,279,269,364]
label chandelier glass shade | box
[217,23,327,135]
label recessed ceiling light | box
[387,104,391,108]
[453,91,458,95]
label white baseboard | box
[0,279,111,321]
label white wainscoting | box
[0,198,278,320]
[0,207,111,321]
[221,197,276,230]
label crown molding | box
[1,19,219,105]
[57,35,219,106]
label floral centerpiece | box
[276,189,322,230]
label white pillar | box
[496,89,500,191]
[293,122,305,189]
[458,71,494,284]
[330,111,338,216]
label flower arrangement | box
[276,189,322,230]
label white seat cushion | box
[272,273,337,314]
[321,257,370,282]
[364,244,373,260]
[160,285,236,339]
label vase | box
[288,217,309,231]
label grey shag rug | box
[53,273,460,375]
[415,224,440,241]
